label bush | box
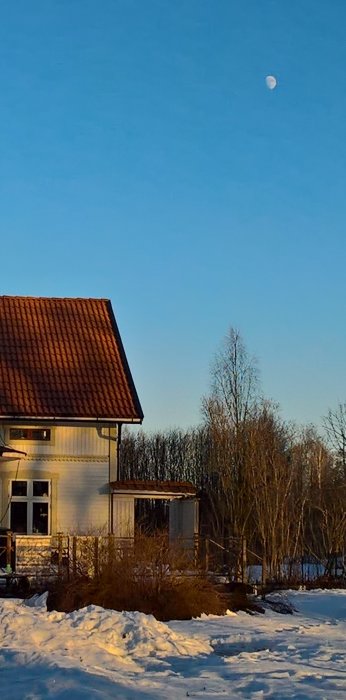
[47,533,227,621]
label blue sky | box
[1,1,346,431]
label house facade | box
[0,296,143,537]
[1,424,119,535]
[0,295,198,571]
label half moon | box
[265,75,277,90]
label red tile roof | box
[0,296,143,422]
[111,480,196,495]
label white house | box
[0,296,198,551]
[0,295,143,537]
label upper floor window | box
[9,428,51,442]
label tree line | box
[121,328,346,577]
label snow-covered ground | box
[1,589,346,698]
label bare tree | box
[289,427,330,563]
[208,327,260,429]
[310,468,346,566]
[119,342,346,579]
[324,403,346,476]
[244,403,297,578]
[201,328,261,541]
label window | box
[10,480,50,534]
[9,428,51,442]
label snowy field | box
[1,589,346,699]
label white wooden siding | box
[4,426,110,458]
[55,461,109,533]
[169,498,199,543]
[0,459,109,535]
[112,496,135,538]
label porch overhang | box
[110,479,197,500]
[0,444,27,460]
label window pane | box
[32,503,49,534]
[11,481,27,497]
[31,429,51,441]
[33,481,49,497]
[10,502,27,533]
[9,429,26,440]
[9,428,51,441]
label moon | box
[265,75,277,90]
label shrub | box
[47,533,227,620]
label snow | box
[2,590,346,698]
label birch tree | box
[201,327,261,540]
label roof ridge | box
[0,295,111,302]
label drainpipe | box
[117,423,122,480]
[97,425,122,534]
[110,423,122,535]
[108,428,112,534]
[97,423,121,534]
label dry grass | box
[47,533,227,620]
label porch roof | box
[110,479,197,497]
[0,443,27,461]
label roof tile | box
[111,480,196,495]
[0,296,143,422]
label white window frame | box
[10,479,51,535]
[7,426,55,446]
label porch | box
[110,479,199,544]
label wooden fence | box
[5,532,339,587]
[1,532,246,583]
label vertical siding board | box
[56,462,109,533]
[113,497,135,538]
[55,426,109,456]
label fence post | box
[72,536,77,577]
[66,536,70,581]
[262,543,267,592]
[194,534,199,568]
[229,537,236,580]
[6,532,12,567]
[58,534,63,578]
[241,537,247,583]
[94,537,99,577]
[108,534,115,569]
[205,538,209,572]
